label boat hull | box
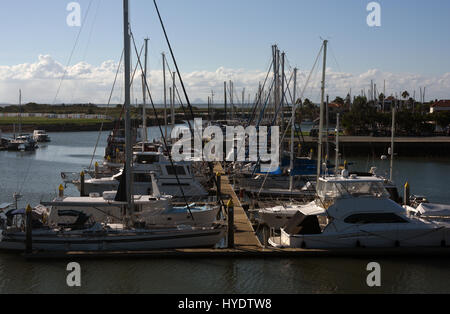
[279,225,450,249]
[0,227,225,252]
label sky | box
[0,0,449,105]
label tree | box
[333,96,344,105]
[401,91,410,100]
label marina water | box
[0,128,449,293]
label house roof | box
[328,102,343,108]
[431,100,450,108]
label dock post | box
[404,182,410,206]
[25,204,32,254]
[216,172,221,204]
[80,171,86,197]
[95,162,99,179]
[58,184,64,198]
[227,200,234,248]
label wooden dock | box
[23,163,450,260]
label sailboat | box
[43,173,219,227]
[0,0,225,252]
[7,90,37,152]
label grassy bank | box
[0,117,114,133]
[0,117,111,126]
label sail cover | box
[115,165,127,202]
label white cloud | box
[0,55,449,105]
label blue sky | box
[0,0,449,104]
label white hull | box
[279,224,450,249]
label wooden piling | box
[80,171,85,197]
[216,172,221,203]
[25,204,32,254]
[227,200,234,248]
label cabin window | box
[344,213,407,224]
[318,181,390,199]
[135,155,159,164]
[166,165,186,176]
[134,173,152,183]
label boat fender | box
[356,240,361,248]
[395,240,400,247]
[441,240,446,248]
[301,241,306,249]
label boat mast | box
[172,71,176,126]
[289,68,297,192]
[389,101,396,181]
[335,113,340,175]
[162,53,167,139]
[316,40,328,184]
[18,89,22,135]
[123,0,133,212]
[142,37,149,146]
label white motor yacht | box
[270,173,450,249]
[32,130,51,143]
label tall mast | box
[142,38,149,145]
[18,89,22,135]
[389,101,396,181]
[172,71,176,125]
[123,0,133,211]
[162,53,167,139]
[280,52,285,143]
[289,68,297,192]
[224,81,227,121]
[335,113,340,175]
[316,40,328,184]
[272,45,277,123]
[326,94,329,164]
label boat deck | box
[23,163,450,260]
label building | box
[430,100,450,113]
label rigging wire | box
[130,31,194,219]
[52,0,94,105]
[88,50,124,170]
[69,0,103,104]
[257,44,324,196]
[153,0,228,210]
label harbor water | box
[0,129,449,293]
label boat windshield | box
[318,180,390,200]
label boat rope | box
[109,44,145,150]
[130,31,195,220]
[69,0,103,104]
[256,44,323,197]
[153,0,228,211]
[88,49,124,170]
[52,0,94,105]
